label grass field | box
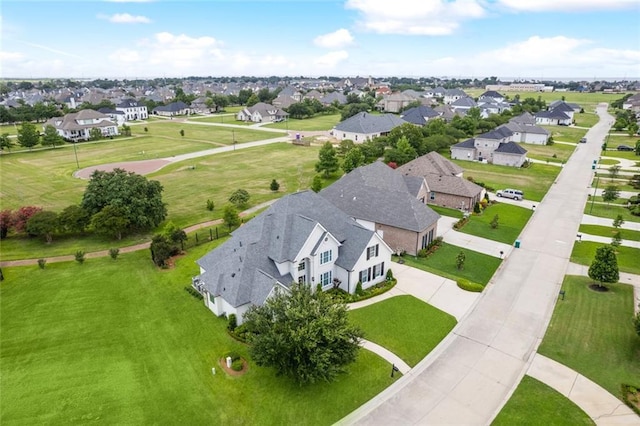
[543,125,588,144]
[524,142,575,163]
[492,376,594,426]
[464,90,629,111]
[570,241,640,275]
[578,224,640,242]
[348,295,457,367]
[583,203,640,223]
[538,276,640,398]
[461,203,533,244]
[0,244,399,425]
[573,112,600,128]
[186,115,254,125]
[396,242,502,286]
[452,161,561,202]
[130,120,285,144]
[262,114,341,131]
[0,143,322,260]
[429,205,464,218]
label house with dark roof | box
[400,105,440,126]
[320,162,440,255]
[451,127,528,167]
[397,152,485,211]
[193,191,392,323]
[236,102,288,123]
[443,89,468,105]
[319,91,347,106]
[534,109,571,125]
[44,109,119,142]
[502,120,550,145]
[152,101,191,116]
[116,98,148,120]
[450,96,477,113]
[479,91,505,103]
[97,107,126,126]
[332,112,407,142]
[376,92,417,113]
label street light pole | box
[589,175,599,214]
[72,141,79,169]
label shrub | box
[206,199,215,211]
[480,199,488,210]
[456,250,466,270]
[386,269,394,280]
[109,248,119,260]
[453,217,469,230]
[227,313,237,331]
[75,250,85,264]
[37,258,46,269]
[223,351,241,362]
[417,248,428,258]
[490,214,499,229]
[231,358,244,371]
[456,279,484,292]
[270,179,280,192]
[621,384,640,416]
[473,202,481,214]
[231,324,250,342]
[355,281,363,296]
[184,286,204,300]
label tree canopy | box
[315,142,339,177]
[17,122,40,150]
[588,245,619,288]
[81,168,167,233]
[243,283,363,385]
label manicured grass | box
[397,242,502,286]
[262,114,341,131]
[131,120,285,144]
[573,112,599,128]
[0,245,399,425]
[570,241,640,275]
[584,203,640,223]
[429,204,464,218]
[0,143,322,260]
[598,158,620,165]
[186,115,254,125]
[492,376,594,426]
[0,124,19,136]
[578,224,640,242]
[542,126,587,144]
[460,203,533,244]
[452,161,561,202]
[348,295,457,367]
[538,275,640,398]
[524,142,575,163]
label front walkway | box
[437,216,514,258]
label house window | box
[430,191,436,200]
[359,268,371,283]
[298,262,305,271]
[298,275,306,284]
[209,293,215,304]
[366,244,379,260]
[320,250,332,264]
[372,262,385,279]
[320,271,332,287]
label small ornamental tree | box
[633,306,640,337]
[608,165,621,181]
[228,189,250,208]
[75,250,85,264]
[179,129,185,137]
[611,230,622,247]
[0,209,12,239]
[41,125,64,148]
[270,179,280,192]
[109,248,120,260]
[89,127,102,141]
[342,147,365,174]
[12,206,43,233]
[612,214,625,229]
[206,199,215,211]
[588,245,619,289]
[243,282,363,385]
[26,210,58,243]
[490,214,499,229]
[223,204,241,229]
[456,250,466,270]
[17,122,40,150]
[150,234,176,267]
[311,175,323,193]
[0,133,14,151]
[58,205,91,234]
[315,142,339,177]
[602,185,620,205]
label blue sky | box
[1,0,639,79]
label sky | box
[1,0,639,80]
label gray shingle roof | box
[495,141,528,155]
[320,162,440,232]
[424,174,484,197]
[535,110,570,120]
[397,151,464,177]
[334,112,406,134]
[117,98,143,108]
[477,126,513,140]
[400,105,439,125]
[502,121,550,136]
[196,191,376,308]
[453,138,476,149]
[510,112,537,126]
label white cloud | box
[99,13,151,24]
[314,50,349,68]
[108,48,141,63]
[146,32,221,66]
[0,51,24,62]
[345,0,485,35]
[497,0,637,12]
[314,29,354,49]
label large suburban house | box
[400,105,440,126]
[236,102,288,123]
[397,152,485,211]
[193,190,392,324]
[44,109,119,142]
[534,101,581,126]
[451,127,528,167]
[376,92,417,113]
[503,114,550,145]
[116,99,148,121]
[332,112,406,142]
[152,101,191,116]
[320,161,440,256]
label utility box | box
[515,240,521,248]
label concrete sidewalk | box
[578,233,640,249]
[527,354,639,425]
[361,340,411,375]
[438,216,514,258]
[582,214,640,231]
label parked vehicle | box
[496,189,524,200]
[617,145,633,151]
[579,137,587,143]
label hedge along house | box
[320,161,440,256]
[193,191,392,324]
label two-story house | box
[193,191,392,324]
[331,112,406,142]
[451,127,528,167]
[116,99,148,121]
[236,102,288,123]
[44,109,119,142]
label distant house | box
[193,190,392,324]
[443,89,468,105]
[478,91,505,103]
[152,101,191,117]
[236,102,288,123]
[44,109,119,142]
[319,91,347,106]
[450,96,477,113]
[320,162,440,256]
[116,98,148,121]
[534,109,571,126]
[376,92,416,113]
[502,120,550,145]
[397,152,485,211]
[190,97,215,114]
[97,108,126,127]
[451,127,527,167]
[332,112,406,142]
[400,105,439,126]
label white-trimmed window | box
[298,262,305,271]
[366,244,379,260]
[320,250,332,264]
[430,191,436,200]
[320,271,332,287]
[359,268,370,283]
[373,262,385,279]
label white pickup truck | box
[496,189,524,200]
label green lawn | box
[578,224,640,242]
[428,205,464,218]
[186,115,254,125]
[0,124,19,136]
[460,203,533,244]
[542,126,587,144]
[348,295,457,367]
[397,242,502,286]
[262,114,341,131]
[453,161,561,202]
[523,142,575,164]
[492,376,594,426]
[131,120,285,144]
[538,276,640,398]
[572,112,600,128]
[0,143,322,260]
[584,203,640,223]
[0,245,399,425]
[570,241,640,275]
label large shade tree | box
[587,245,619,289]
[81,168,167,233]
[243,283,363,385]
